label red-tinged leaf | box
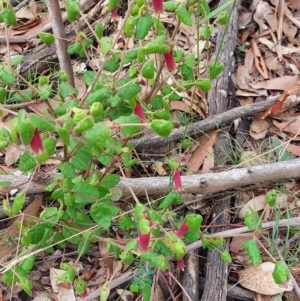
[163,52,176,71]
[152,0,164,13]
[176,221,188,238]
[173,169,182,191]
[30,129,44,154]
[134,102,146,123]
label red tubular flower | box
[134,102,146,123]
[152,0,164,13]
[173,169,182,191]
[177,258,185,270]
[111,8,119,20]
[176,221,189,238]
[163,52,176,71]
[138,218,151,253]
[30,129,44,154]
[138,232,150,253]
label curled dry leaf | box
[250,119,270,140]
[238,194,266,218]
[239,262,293,295]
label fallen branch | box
[186,216,300,252]
[131,95,300,152]
[1,158,299,198]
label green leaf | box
[266,190,277,207]
[18,152,36,171]
[242,239,261,265]
[66,0,80,22]
[76,277,87,294]
[0,87,7,102]
[159,191,180,209]
[175,5,192,26]
[115,114,141,136]
[29,114,55,131]
[57,127,70,145]
[100,280,110,301]
[62,226,81,245]
[43,137,56,155]
[71,145,92,170]
[11,190,25,214]
[141,60,155,79]
[20,255,35,272]
[218,11,229,26]
[19,277,33,296]
[117,83,141,100]
[100,37,113,55]
[11,55,24,66]
[151,119,173,137]
[198,0,210,15]
[28,223,46,244]
[142,284,151,301]
[78,240,91,255]
[39,84,52,100]
[271,137,292,161]
[184,54,195,68]
[39,32,55,46]
[2,5,17,25]
[67,42,81,55]
[195,79,211,92]
[134,12,154,39]
[0,68,15,85]
[58,81,78,99]
[124,16,135,37]
[72,180,99,202]
[161,85,181,100]
[198,0,233,24]
[272,261,290,285]
[118,214,135,229]
[60,162,76,178]
[163,1,178,11]
[108,0,119,11]
[221,251,232,263]
[209,62,224,79]
[40,207,59,228]
[142,36,169,55]
[104,59,120,72]
[244,207,262,231]
[57,268,75,283]
[100,174,120,188]
[95,23,103,39]
[84,122,110,144]
[90,203,120,228]
[86,87,112,105]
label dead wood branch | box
[0,158,299,197]
[186,217,300,253]
[131,95,300,152]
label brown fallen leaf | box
[273,116,300,135]
[284,143,300,156]
[187,131,217,173]
[250,76,300,90]
[239,262,293,295]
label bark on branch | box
[131,96,300,152]
[1,158,299,197]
